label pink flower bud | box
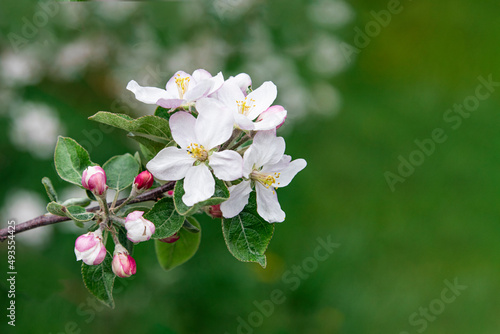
[74,230,106,265]
[134,171,154,190]
[82,166,107,195]
[159,233,180,244]
[166,190,174,197]
[208,204,223,218]
[125,211,155,243]
[256,105,287,130]
[112,244,136,278]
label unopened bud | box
[74,230,106,265]
[125,211,155,243]
[112,244,136,278]
[159,233,180,243]
[82,166,107,195]
[134,171,154,190]
[256,105,287,129]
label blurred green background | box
[1,0,499,333]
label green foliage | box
[144,198,185,239]
[81,254,116,309]
[116,225,134,255]
[41,177,58,202]
[46,201,67,217]
[103,153,140,191]
[54,136,95,186]
[61,197,92,207]
[222,193,274,268]
[155,217,201,271]
[46,201,95,222]
[173,178,230,216]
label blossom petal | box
[210,150,243,181]
[126,80,169,105]
[165,70,192,97]
[220,180,252,218]
[146,146,194,181]
[243,130,285,175]
[170,111,198,149]
[207,72,225,95]
[246,81,277,120]
[255,183,285,223]
[254,105,287,131]
[234,113,255,131]
[156,98,185,109]
[270,158,307,188]
[182,164,215,206]
[227,73,252,94]
[184,79,213,102]
[195,98,234,149]
[216,81,245,113]
[192,69,212,82]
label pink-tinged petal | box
[216,81,245,112]
[209,150,243,181]
[220,180,252,218]
[169,111,198,149]
[246,81,277,120]
[146,146,194,181]
[207,72,225,95]
[227,73,252,94]
[195,99,234,149]
[255,183,285,223]
[192,69,213,82]
[93,246,106,265]
[184,79,213,102]
[125,210,144,222]
[243,131,285,174]
[166,71,192,97]
[254,105,287,131]
[269,158,306,188]
[156,98,185,109]
[126,80,170,105]
[182,164,215,206]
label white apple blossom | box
[146,99,243,206]
[216,79,287,131]
[220,130,306,223]
[126,69,224,109]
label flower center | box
[250,170,281,189]
[236,97,256,116]
[175,74,190,99]
[187,143,208,162]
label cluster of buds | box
[75,167,161,277]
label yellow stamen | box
[187,143,208,162]
[236,97,256,116]
[175,74,190,99]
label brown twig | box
[0,181,175,242]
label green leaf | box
[174,178,230,216]
[47,201,67,217]
[86,189,97,202]
[116,225,134,255]
[155,216,201,271]
[89,111,171,143]
[61,197,92,207]
[117,204,154,217]
[129,134,166,160]
[81,253,116,308]
[42,177,58,202]
[66,206,95,222]
[54,136,95,186]
[144,198,185,239]
[154,106,173,120]
[133,151,142,167]
[103,154,140,191]
[222,193,274,268]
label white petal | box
[210,150,243,181]
[207,72,225,95]
[156,98,185,109]
[146,147,194,181]
[246,81,277,120]
[269,158,306,188]
[234,113,255,131]
[170,111,198,149]
[126,80,169,105]
[260,155,292,174]
[253,106,287,131]
[220,180,252,218]
[255,183,285,223]
[216,81,245,112]
[182,164,215,206]
[243,130,285,173]
[184,79,213,102]
[227,73,252,94]
[191,69,212,82]
[195,98,234,149]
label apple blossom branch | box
[0,181,175,242]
